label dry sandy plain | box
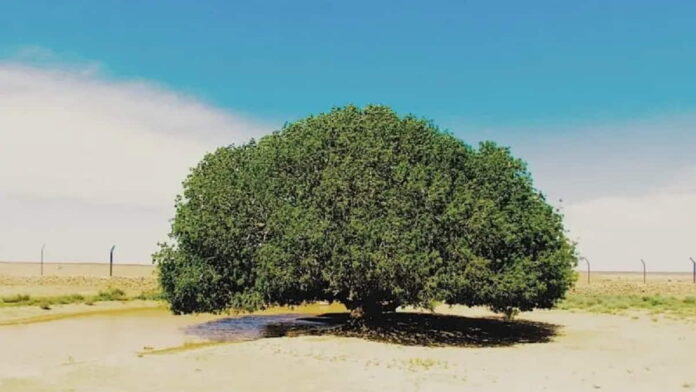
[1,262,695,391]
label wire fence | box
[2,245,696,283]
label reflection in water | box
[185,314,340,342]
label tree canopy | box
[155,105,576,319]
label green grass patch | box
[559,294,696,318]
[0,289,163,309]
[1,294,31,303]
[132,290,163,301]
[94,288,126,301]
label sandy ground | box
[3,261,693,297]
[1,264,695,391]
[0,301,162,326]
[0,262,156,296]
[0,305,695,392]
[0,262,155,278]
[572,271,696,297]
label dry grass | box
[572,271,696,297]
[0,262,157,297]
[562,272,696,318]
[0,261,155,278]
[2,263,696,319]
[0,288,162,309]
[0,262,160,315]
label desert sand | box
[0,262,156,296]
[1,263,695,391]
[0,305,694,391]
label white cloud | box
[458,114,696,271]
[1,56,694,271]
[459,113,696,204]
[564,171,696,272]
[0,62,270,263]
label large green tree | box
[155,105,576,320]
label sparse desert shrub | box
[560,293,696,318]
[1,294,31,304]
[56,294,84,304]
[0,288,166,309]
[133,291,162,301]
[95,288,126,301]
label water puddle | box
[185,313,342,342]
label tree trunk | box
[348,302,382,323]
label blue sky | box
[2,0,696,126]
[0,1,695,270]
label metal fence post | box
[690,257,696,284]
[581,257,591,284]
[40,244,45,276]
[640,259,646,284]
[109,245,116,277]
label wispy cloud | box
[0,62,268,207]
[454,114,696,271]
[0,58,271,262]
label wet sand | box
[1,304,695,392]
